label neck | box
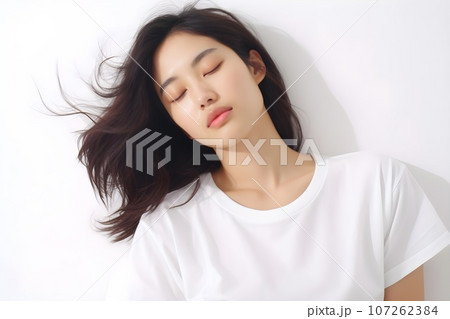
[211,112,312,191]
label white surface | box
[0,0,449,300]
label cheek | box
[167,106,201,138]
[220,65,263,105]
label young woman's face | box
[153,32,266,147]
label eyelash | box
[204,61,222,77]
[171,90,186,103]
[171,62,223,103]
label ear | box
[248,49,266,85]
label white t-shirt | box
[106,151,450,300]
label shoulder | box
[138,174,212,232]
[326,150,403,168]
[325,150,407,186]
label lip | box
[207,106,233,128]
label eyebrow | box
[159,47,217,96]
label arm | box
[384,265,424,301]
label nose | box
[192,83,217,109]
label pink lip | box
[207,107,233,128]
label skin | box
[384,266,424,300]
[153,31,315,209]
[153,31,424,300]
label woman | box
[65,4,449,300]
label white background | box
[0,0,449,300]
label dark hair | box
[55,3,303,242]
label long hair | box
[56,4,303,242]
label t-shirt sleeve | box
[105,216,185,300]
[383,162,450,288]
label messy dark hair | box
[54,3,303,242]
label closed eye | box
[170,62,222,103]
[171,90,186,103]
[204,62,223,77]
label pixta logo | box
[126,128,172,176]
[192,138,325,166]
[126,129,325,176]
